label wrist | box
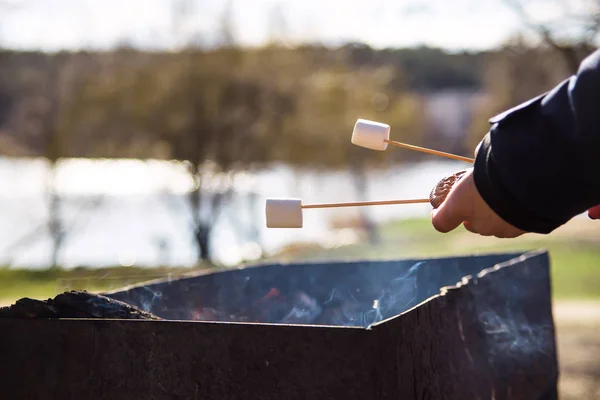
[473,131,569,234]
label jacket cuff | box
[473,131,569,234]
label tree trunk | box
[351,162,380,245]
[194,223,211,262]
[46,162,64,269]
[187,163,212,263]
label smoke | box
[321,287,372,327]
[300,260,423,327]
[469,269,553,367]
[478,304,552,363]
[280,292,322,324]
[140,285,163,313]
[108,260,428,327]
[364,261,423,327]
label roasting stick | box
[301,198,430,209]
[383,139,474,163]
[352,119,474,163]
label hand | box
[430,168,526,238]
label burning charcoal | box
[190,307,218,321]
[315,299,353,326]
[317,289,367,327]
[279,291,322,324]
[0,291,161,320]
[248,287,291,323]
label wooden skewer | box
[384,139,474,163]
[301,198,430,209]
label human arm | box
[432,49,600,236]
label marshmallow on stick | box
[265,199,303,228]
[265,198,430,228]
[266,171,468,228]
[351,119,474,163]
[351,119,391,151]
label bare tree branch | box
[502,0,599,73]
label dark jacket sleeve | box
[474,49,600,234]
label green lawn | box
[0,266,205,305]
[1,217,599,305]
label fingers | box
[431,204,464,233]
[430,168,527,238]
[462,205,525,238]
[466,219,524,238]
[467,221,494,236]
[431,174,471,233]
[463,221,477,234]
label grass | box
[0,265,208,305]
[1,216,599,305]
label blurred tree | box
[65,46,297,263]
[0,51,15,129]
[60,50,168,158]
[503,0,600,73]
[272,49,423,168]
[465,41,570,149]
[386,46,482,90]
[158,54,285,262]
[5,53,78,268]
[0,2,22,129]
[270,50,423,242]
[467,0,599,150]
[343,44,484,90]
[0,43,434,266]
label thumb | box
[431,184,468,233]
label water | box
[0,157,465,269]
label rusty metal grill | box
[0,250,558,400]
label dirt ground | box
[554,301,600,400]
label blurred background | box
[0,0,598,397]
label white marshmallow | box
[351,119,390,151]
[265,198,303,228]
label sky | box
[0,0,591,51]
